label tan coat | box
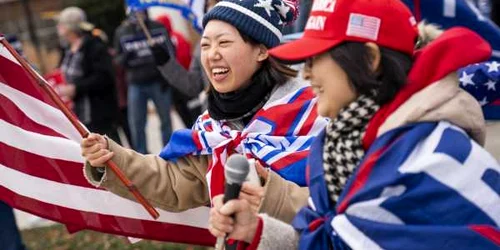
[84,140,308,223]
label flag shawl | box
[295,121,500,249]
[160,80,328,198]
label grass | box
[21,224,211,250]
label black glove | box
[150,44,170,65]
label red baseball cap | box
[270,0,418,62]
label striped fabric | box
[0,41,215,246]
[160,82,328,199]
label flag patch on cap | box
[346,13,381,40]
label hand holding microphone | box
[210,155,262,249]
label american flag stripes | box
[0,39,215,246]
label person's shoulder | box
[115,21,132,34]
[387,121,484,164]
[82,35,109,56]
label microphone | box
[215,154,250,250]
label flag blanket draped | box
[160,82,328,198]
[0,40,215,246]
[294,122,500,249]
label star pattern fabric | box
[459,61,500,107]
[254,0,274,17]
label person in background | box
[0,201,26,250]
[149,0,221,106]
[208,0,500,249]
[156,15,192,69]
[114,8,176,153]
[156,14,202,128]
[0,34,28,250]
[93,28,134,147]
[56,7,121,143]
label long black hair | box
[329,42,413,105]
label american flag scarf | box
[160,80,328,199]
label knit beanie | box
[203,0,298,48]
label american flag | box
[0,38,215,246]
[346,13,381,41]
[459,61,500,118]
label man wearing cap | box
[57,7,120,143]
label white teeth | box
[212,68,229,74]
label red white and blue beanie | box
[203,0,298,48]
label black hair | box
[238,30,298,88]
[329,42,412,105]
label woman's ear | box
[365,42,381,73]
[257,44,269,62]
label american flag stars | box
[459,61,500,107]
[459,71,475,87]
[485,61,500,72]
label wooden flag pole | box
[0,37,160,220]
[135,11,155,45]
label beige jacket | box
[84,140,308,223]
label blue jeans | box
[128,82,172,154]
[0,201,26,250]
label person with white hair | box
[56,6,121,144]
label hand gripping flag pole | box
[0,37,160,219]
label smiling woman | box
[80,0,328,233]
[201,20,268,94]
[201,20,297,122]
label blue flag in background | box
[126,0,203,32]
[402,0,500,61]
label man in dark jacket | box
[57,7,120,143]
[114,9,175,153]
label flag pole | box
[135,11,154,45]
[0,37,160,220]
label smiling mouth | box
[212,67,230,82]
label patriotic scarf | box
[160,80,328,199]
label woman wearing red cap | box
[208,0,500,249]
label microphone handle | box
[223,182,243,203]
[215,182,243,250]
